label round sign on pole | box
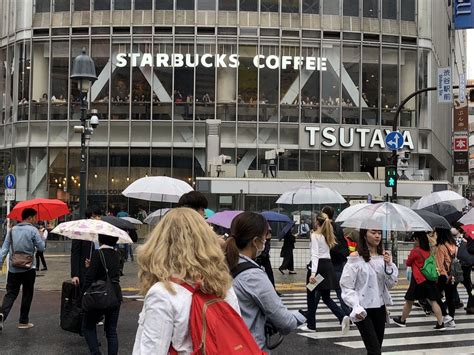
[4,174,16,189]
[385,132,404,151]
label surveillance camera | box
[221,155,232,164]
[276,148,285,156]
[74,125,85,134]
[90,115,99,129]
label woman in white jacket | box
[340,229,398,355]
[132,208,240,355]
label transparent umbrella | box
[336,202,432,232]
[144,208,171,225]
[276,183,346,205]
[122,176,193,203]
[335,203,371,222]
[411,190,468,211]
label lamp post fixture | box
[71,48,97,219]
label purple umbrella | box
[207,210,243,229]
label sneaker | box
[298,325,316,333]
[17,323,34,329]
[445,320,456,328]
[289,271,297,275]
[392,316,407,327]
[434,322,446,331]
[41,268,47,271]
[278,267,285,275]
[443,315,453,323]
[455,302,464,309]
[0,313,4,332]
[341,316,351,335]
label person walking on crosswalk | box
[392,232,445,330]
[301,212,350,333]
[340,229,398,355]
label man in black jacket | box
[70,206,103,287]
[322,206,351,316]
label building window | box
[74,0,90,11]
[322,43,341,124]
[177,0,194,10]
[343,0,358,16]
[381,47,399,126]
[282,0,299,13]
[342,44,360,125]
[219,0,236,10]
[156,0,173,10]
[36,0,51,12]
[114,0,131,10]
[198,0,216,10]
[50,41,69,120]
[363,0,378,18]
[94,0,111,10]
[382,0,397,19]
[401,0,416,21]
[135,0,152,9]
[400,49,417,127]
[362,46,379,125]
[240,0,257,11]
[54,0,70,11]
[303,0,319,14]
[323,0,339,15]
[261,0,279,12]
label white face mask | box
[254,238,265,258]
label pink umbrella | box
[207,210,243,229]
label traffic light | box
[385,165,397,188]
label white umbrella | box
[411,190,468,211]
[276,184,346,205]
[337,202,432,232]
[51,219,134,244]
[335,203,371,222]
[458,208,474,225]
[122,176,193,203]
[143,208,171,225]
[120,216,143,225]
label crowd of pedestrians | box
[1,193,474,355]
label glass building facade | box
[0,0,461,214]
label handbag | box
[415,249,439,282]
[82,249,120,312]
[9,231,34,269]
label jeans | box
[83,306,120,355]
[306,269,345,329]
[355,306,386,355]
[0,269,36,324]
[334,268,351,316]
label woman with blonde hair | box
[132,208,240,354]
[301,212,350,333]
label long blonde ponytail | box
[314,212,337,248]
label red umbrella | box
[461,224,474,239]
[8,198,70,221]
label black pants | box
[437,276,456,318]
[0,269,36,324]
[36,251,47,269]
[454,266,474,309]
[280,252,294,271]
[256,255,275,287]
[355,306,386,355]
[83,306,120,355]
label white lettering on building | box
[306,127,414,150]
[115,53,328,70]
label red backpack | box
[169,280,266,355]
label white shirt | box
[340,255,398,323]
[133,281,241,355]
[310,232,331,273]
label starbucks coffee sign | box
[304,126,415,150]
[115,53,328,71]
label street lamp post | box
[71,49,97,219]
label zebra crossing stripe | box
[383,346,474,355]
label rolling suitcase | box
[60,280,83,334]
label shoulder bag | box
[82,249,120,312]
[414,248,438,282]
[9,231,34,269]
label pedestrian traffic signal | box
[385,166,397,188]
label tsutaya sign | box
[115,53,328,70]
[305,127,415,150]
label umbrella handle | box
[384,263,394,276]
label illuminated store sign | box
[115,53,328,70]
[305,127,414,150]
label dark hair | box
[85,206,103,219]
[225,212,269,270]
[436,228,455,246]
[357,229,383,262]
[413,231,430,251]
[22,208,37,221]
[177,191,208,211]
[98,234,119,247]
[321,206,335,220]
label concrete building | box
[0,0,466,214]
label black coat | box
[71,240,94,283]
[329,221,349,269]
[84,248,122,302]
[280,232,296,258]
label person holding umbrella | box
[0,208,45,331]
[340,229,398,355]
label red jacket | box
[406,247,430,284]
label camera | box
[90,115,99,129]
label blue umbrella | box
[261,211,292,224]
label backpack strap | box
[230,261,261,279]
[170,277,197,294]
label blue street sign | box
[454,0,474,29]
[385,132,404,151]
[4,174,16,189]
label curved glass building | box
[0,0,466,213]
